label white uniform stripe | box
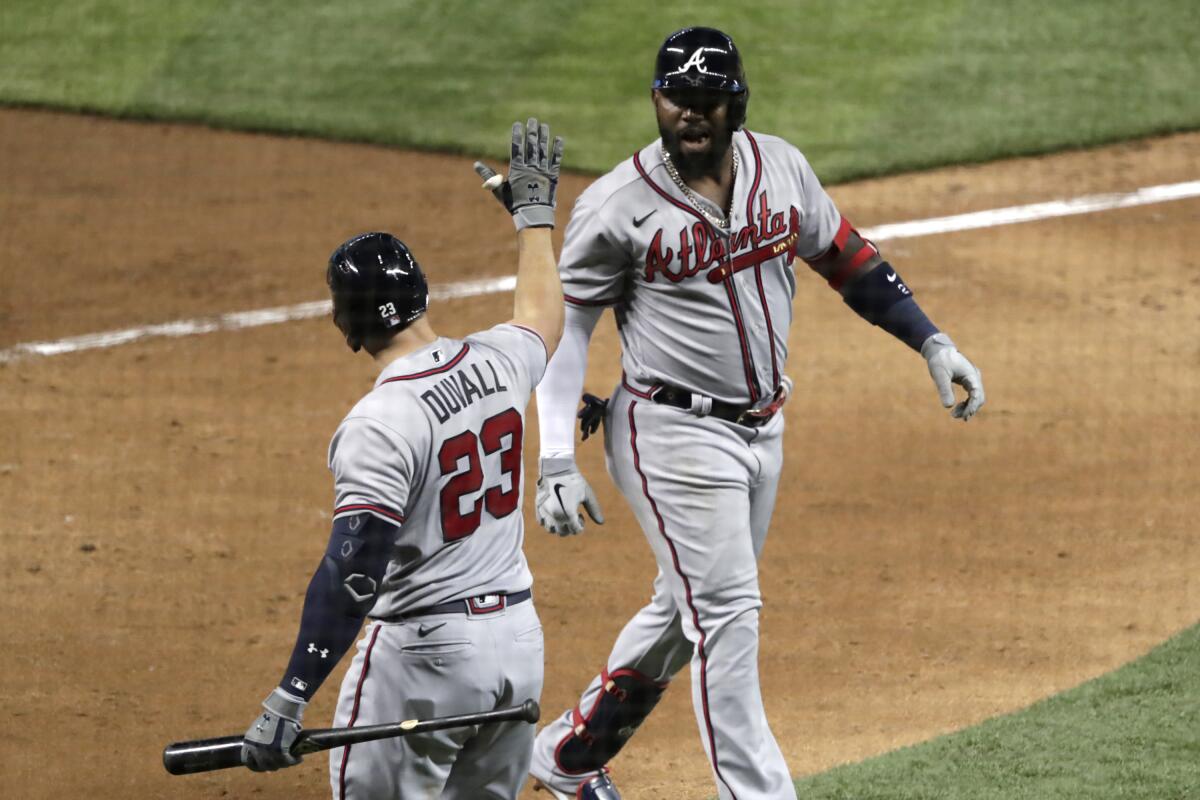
[3,180,1196,364]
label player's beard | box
[660,123,735,180]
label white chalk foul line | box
[2,180,1197,363]
[861,180,1200,241]
[0,276,516,363]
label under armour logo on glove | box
[307,643,329,659]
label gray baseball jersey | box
[558,129,840,406]
[328,323,549,800]
[328,324,547,618]
[532,130,845,799]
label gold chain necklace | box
[661,144,739,231]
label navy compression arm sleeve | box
[842,261,939,352]
[276,513,396,701]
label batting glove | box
[473,117,565,231]
[536,456,604,536]
[921,333,985,421]
[242,688,306,772]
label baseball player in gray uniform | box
[527,28,985,800]
[239,119,567,799]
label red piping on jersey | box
[508,323,548,362]
[333,503,405,524]
[380,343,470,382]
[338,623,382,800]
[752,265,780,391]
[633,151,713,230]
[743,131,764,222]
[720,275,761,403]
[564,293,620,307]
[626,400,736,799]
[552,666,669,776]
[620,373,655,399]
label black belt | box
[651,385,774,428]
[373,589,532,623]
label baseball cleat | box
[533,772,621,800]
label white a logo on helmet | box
[681,47,709,74]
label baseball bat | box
[163,698,540,776]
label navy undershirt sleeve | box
[877,296,939,352]
[275,513,397,701]
[841,261,939,351]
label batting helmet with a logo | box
[652,27,749,128]
[326,232,429,353]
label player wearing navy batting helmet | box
[527,26,984,800]
[236,119,572,799]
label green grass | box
[1,1,1198,179]
[788,623,1200,799]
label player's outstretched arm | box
[473,118,566,357]
[805,222,985,421]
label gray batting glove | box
[921,333,985,421]
[242,688,306,772]
[472,117,565,231]
[536,456,604,536]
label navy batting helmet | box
[652,27,749,128]
[327,232,429,352]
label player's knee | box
[555,669,667,774]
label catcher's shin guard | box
[555,668,667,774]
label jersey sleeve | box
[792,149,843,260]
[558,188,630,307]
[468,323,549,394]
[328,416,416,526]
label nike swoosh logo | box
[632,210,657,227]
[886,271,898,282]
[417,622,447,637]
[552,483,569,515]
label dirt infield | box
[0,107,1196,800]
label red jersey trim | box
[633,151,714,230]
[505,323,549,362]
[333,503,405,524]
[564,293,619,307]
[743,131,764,223]
[752,264,780,391]
[719,276,761,403]
[381,344,470,383]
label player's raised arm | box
[473,118,566,357]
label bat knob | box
[520,699,540,724]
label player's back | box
[328,323,548,618]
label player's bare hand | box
[472,118,565,231]
[921,333,985,421]
[241,688,306,772]
[537,456,604,536]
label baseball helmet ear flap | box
[728,85,749,130]
[327,232,429,353]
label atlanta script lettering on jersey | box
[420,360,509,424]
[644,194,801,284]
